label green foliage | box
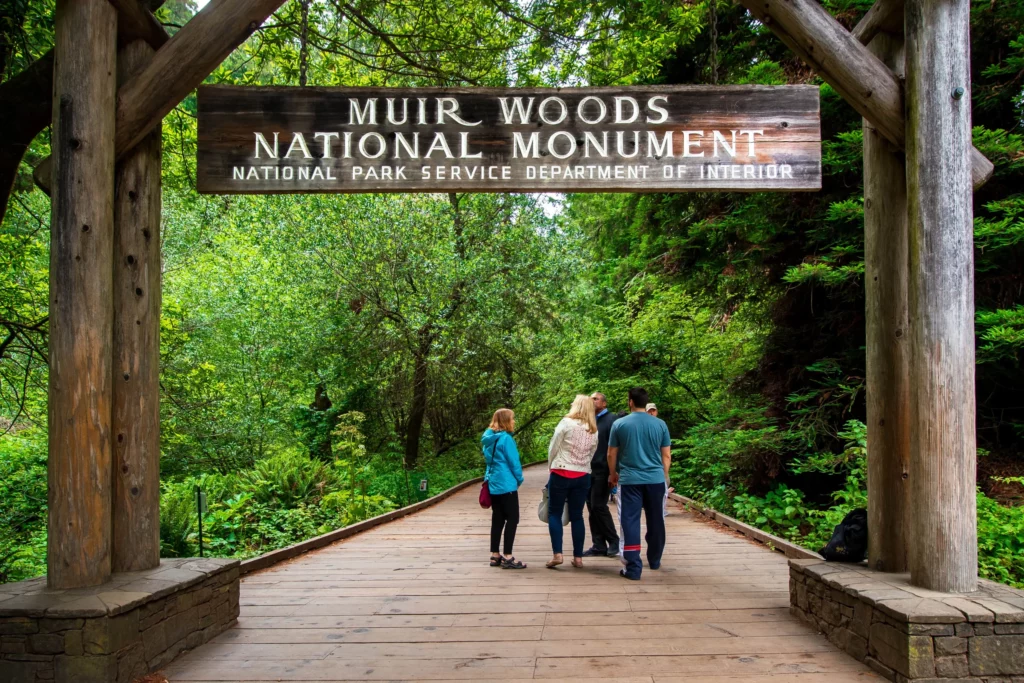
[0,430,47,582]
[978,491,1024,589]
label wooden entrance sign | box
[197,85,821,194]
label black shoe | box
[619,569,641,581]
[649,562,661,570]
[606,548,620,558]
[501,556,527,569]
[582,547,607,557]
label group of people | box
[481,387,671,581]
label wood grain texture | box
[31,0,286,189]
[112,39,162,573]
[114,0,287,160]
[736,0,993,189]
[905,0,978,593]
[161,466,880,681]
[47,0,117,590]
[864,31,910,574]
[107,0,169,48]
[853,0,905,44]
[196,85,822,194]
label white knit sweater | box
[547,417,598,473]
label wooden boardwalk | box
[163,465,881,682]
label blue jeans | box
[548,472,591,557]
[620,482,667,579]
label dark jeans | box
[620,482,667,579]
[490,491,519,555]
[548,472,590,557]
[586,469,619,553]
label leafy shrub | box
[236,450,339,507]
[0,430,47,582]
[978,489,1024,588]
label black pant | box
[490,491,520,555]
[586,470,619,553]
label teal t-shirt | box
[608,411,671,485]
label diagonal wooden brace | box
[737,0,993,189]
[852,0,904,45]
[35,0,288,194]
[108,0,169,49]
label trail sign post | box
[197,85,821,194]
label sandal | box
[545,554,564,569]
[489,555,502,567]
[501,556,527,569]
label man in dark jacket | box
[582,392,621,557]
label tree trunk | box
[309,383,336,462]
[404,337,431,469]
[905,0,978,593]
[47,0,117,590]
[112,39,162,574]
[864,30,911,574]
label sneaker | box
[582,547,608,557]
[605,548,620,558]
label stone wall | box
[790,559,1024,682]
[0,558,239,683]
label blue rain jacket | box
[481,429,524,495]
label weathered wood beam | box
[108,0,170,49]
[114,0,287,161]
[33,0,287,195]
[112,39,162,573]
[0,0,167,223]
[47,0,118,590]
[853,0,904,45]
[0,52,52,224]
[864,31,910,574]
[906,0,978,594]
[737,0,994,189]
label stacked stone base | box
[0,558,239,683]
[790,559,1024,682]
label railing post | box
[905,0,978,592]
[47,0,118,589]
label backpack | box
[819,508,868,562]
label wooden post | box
[47,0,117,589]
[864,31,910,573]
[906,0,978,592]
[112,39,162,573]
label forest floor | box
[160,466,880,682]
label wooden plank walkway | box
[163,465,881,682]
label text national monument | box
[197,85,821,194]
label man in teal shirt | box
[608,387,671,580]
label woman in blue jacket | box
[482,408,526,569]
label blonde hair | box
[566,394,598,434]
[488,408,515,433]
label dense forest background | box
[1,0,1023,586]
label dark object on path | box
[819,508,868,562]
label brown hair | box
[488,408,515,433]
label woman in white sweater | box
[545,394,599,568]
